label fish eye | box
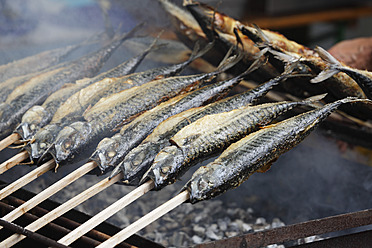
[63,140,71,149]
[108,151,116,158]
[30,124,36,130]
[39,143,46,149]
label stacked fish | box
[1,0,372,216]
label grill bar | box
[58,180,154,246]
[0,217,71,248]
[0,161,96,228]
[0,159,55,200]
[0,173,122,247]
[193,208,372,248]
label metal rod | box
[0,159,55,200]
[1,196,134,248]
[194,208,372,248]
[0,218,71,248]
[96,190,190,248]
[0,150,28,175]
[1,173,122,247]
[0,161,96,229]
[0,133,20,152]
[58,180,155,246]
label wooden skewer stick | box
[0,161,97,231]
[58,180,155,246]
[0,133,20,152]
[96,190,190,248]
[0,159,55,201]
[0,173,122,247]
[0,150,28,175]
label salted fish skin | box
[29,42,211,163]
[0,31,134,139]
[185,97,371,203]
[147,97,321,190]
[92,60,260,174]
[53,50,237,165]
[119,64,298,185]
[15,35,158,141]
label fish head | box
[30,124,61,161]
[54,121,92,163]
[141,145,184,190]
[186,164,217,203]
[16,106,49,140]
[89,135,121,174]
[119,142,163,185]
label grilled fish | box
[0,28,139,139]
[158,0,278,82]
[311,46,372,100]
[52,44,239,166]
[15,36,159,141]
[0,41,82,83]
[91,58,263,175]
[144,94,325,190]
[117,60,308,185]
[29,41,212,163]
[184,97,371,203]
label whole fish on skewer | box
[158,0,278,82]
[29,41,211,164]
[0,26,141,139]
[91,56,263,175]
[116,60,311,185]
[143,93,325,190]
[184,97,371,203]
[311,46,372,100]
[15,36,160,142]
[50,43,240,168]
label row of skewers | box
[1,0,372,246]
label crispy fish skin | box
[30,42,211,163]
[185,97,371,203]
[119,63,301,185]
[53,48,237,165]
[92,61,261,174]
[16,37,158,141]
[145,95,322,190]
[0,31,133,139]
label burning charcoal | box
[242,223,253,232]
[271,218,285,228]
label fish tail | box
[300,93,328,108]
[188,41,214,63]
[310,46,344,84]
[336,97,372,106]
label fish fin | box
[310,68,340,83]
[188,40,214,62]
[314,46,342,67]
[268,49,298,64]
[237,52,268,79]
[83,104,93,116]
[214,46,243,74]
[256,159,277,173]
[259,123,277,129]
[300,93,328,108]
[61,83,76,89]
[109,163,122,179]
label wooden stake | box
[0,159,55,201]
[0,173,122,247]
[96,190,190,248]
[0,150,28,174]
[58,180,155,246]
[0,133,20,152]
[0,161,97,230]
